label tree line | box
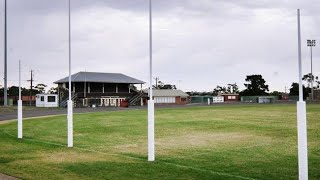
[187,74,320,98]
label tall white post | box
[148,0,155,162]
[297,9,308,180]
[3,0,7,106]
[18,60,22,139]
[67,0,73,148]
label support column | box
[116,84,118,93]
[103,83,105,93]
[84,82,86,98]
[88,83,91,93]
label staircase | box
[129,92,143,106]
[60,93,78,107]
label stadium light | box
[297,9,308,180]
[148,0,155,162]
[307,39,316,101]
[67,0,73,148]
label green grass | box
[0,104,319,179]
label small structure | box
[36,94,59,107]
[281,93,289,100]
[258,96,275,103]
[191,96,212,104]
[212,96,224,103]
[143,89,189,105]
[220,94,240,102]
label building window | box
[181,98,187,101]
[228,96,232,100]
[47,96,56,102]
[40,96,44,102]
[232,96,236,99]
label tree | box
[289,82,310,99]
[213,83,239,95]
[35,84,47,94]
[227,83,239,94]
[153,80,176,90]
[7,86,20,96]
[269,91,282,97]
[160,84,177,90]
[302,73,318,88]
[213,86,227,95]
[240,75,269,96]
[48,87,58,94]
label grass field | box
[0,104,319,179]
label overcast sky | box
[0,0,319,92]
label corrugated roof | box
[54,72,145,84]
[143,89,189,97]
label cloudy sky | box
[0,0,319,92]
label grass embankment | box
[0,104,319,179]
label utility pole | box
[285,86,287,94]
[3,0,7,106]
[27,70,34,106]
[154,77,159,88]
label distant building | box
[220,94,240,102]
[281,93,289,100]
[257,96,275,103]
[143,89,189,105]
[54,72,145,107]
[36,94,59,107]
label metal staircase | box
[129,92,143,106]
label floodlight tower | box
[307,39,316,101]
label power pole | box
[154,77,159,88]
[27,70,34,106]
[3,0,7,106]
[285,86,287,94]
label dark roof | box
[54,72,145,84]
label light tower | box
[307,39,316,101]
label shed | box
[258,96,275,104]
[220,94,240,102]
[143,89,189,105]
[212,96,224,103]
[36,94,59,107]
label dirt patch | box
[0,173,19,180]
[38,150,134,164]
[114,132,263,155]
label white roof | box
[143,89,189,97]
